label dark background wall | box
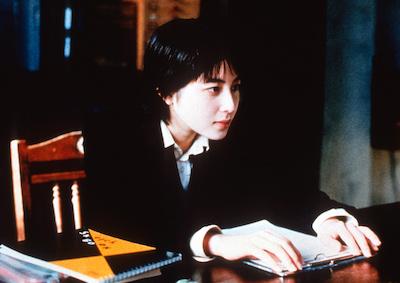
[0,0,326,241]
[321,0,400,207]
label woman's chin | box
[207,130,229,141]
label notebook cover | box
[0,229,182,282]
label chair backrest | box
[10,131,85,242]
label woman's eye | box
[206,86,221,94]
[232,84,241,92]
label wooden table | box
[146,202,400,282]
[148,251,391,282]
[3,202,398,283]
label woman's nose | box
[219,89,236,113]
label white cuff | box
[312,208,359,234]
[190,225,221,262]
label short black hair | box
[143,18,238,121]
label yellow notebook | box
[0,229,182,283]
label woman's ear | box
[156,87,173,105]
[163,95,173,106]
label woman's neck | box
[166,122,197,153]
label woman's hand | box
[206,230,303,273]
[316,218,381,257]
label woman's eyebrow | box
[203,76,240,83]
[204,78,225,83]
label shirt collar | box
[160,120,209,161]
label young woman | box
[83,18,380,273]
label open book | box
[0,229,182,283]
[222,220,366,277]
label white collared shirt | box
[160,120,209,190]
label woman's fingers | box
[260,231,303,268]
[319,219,382,258]
[209,229,306,272]
[332,221,361,255]
[247,246,285,273]
[345,223,371,257]
[358,226,381,251]
[251,233,300,271]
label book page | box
[222,220,353,264]
[0,253,64,283]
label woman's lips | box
[215,120,231,129]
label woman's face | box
[165,63,240,141]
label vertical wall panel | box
[14,0,40,70]
[321,0,375,207]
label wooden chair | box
[10,131,85,242]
